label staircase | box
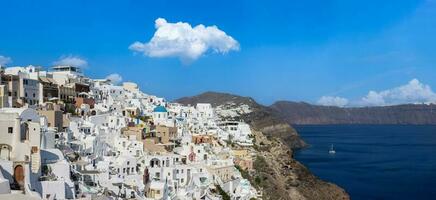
[31,153,40,173]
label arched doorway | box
[14,165,25,188]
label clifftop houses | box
[0,65,257,199]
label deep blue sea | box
[294,125,436,200]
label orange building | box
[192,135,213,144]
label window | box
[8,127,13,133]
[31,146,38,153]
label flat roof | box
[52,65,80,69]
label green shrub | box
[216,184,230,200]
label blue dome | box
[153,106,167,112]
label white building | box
[0,108,75,199]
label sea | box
[294,125,436,200]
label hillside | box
[175,92,349,200]
[271,101,436,125]
[176,91,306,149]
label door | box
[14,165,24,187]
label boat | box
[329,144,336,154]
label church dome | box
[153,106,167,112]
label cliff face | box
[271,101,436,125]
[175,92,349,200]
[249,130,349,200]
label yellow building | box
[232,149,253,171]
[38,106,63,131]
[122,125,149,141]
[155,125,177,144]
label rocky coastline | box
[176,91,350,200]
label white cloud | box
[361,91,385,106]
[129,18,240,62]
[53,55,88,68]
[0,55,12,65]
[317,96,349,107]
[106,73,123,85]
[359,79,436,106]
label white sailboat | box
[329,144,336,154]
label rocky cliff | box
[271,101,436,125]
[176,92,349,200]
[245,129,349,200]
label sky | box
[1,0,436,106]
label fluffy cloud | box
[53,55,88,68]
[106,73,123,85]
[360,91,385,106]
[359,79,436,106]
[317,79,436,107]
[317,96,349,107]
[129,18,239,62]
[0,55,12,65]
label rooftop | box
[153,106,167,113]
[52,65,82,73]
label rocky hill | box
[175,92,349,200]
[271,101,436,125]
[176,91,306,149]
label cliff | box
[270,101,436,125]
[175,92,349,200]
[250,131,349,200]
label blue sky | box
[1,0,436,106]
